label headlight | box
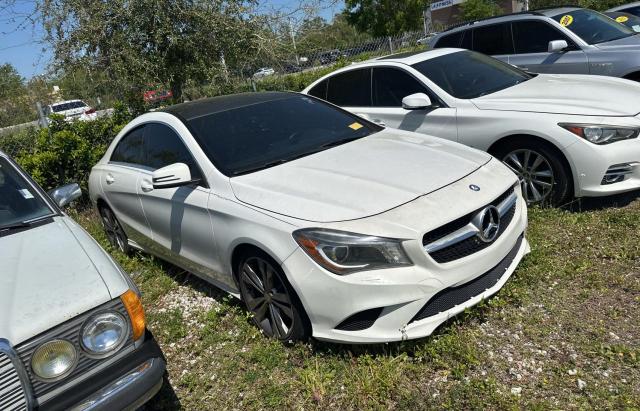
[31,340,77,381]
[560,123,639,144]
[80,311,128,356]
[293,228,412,274]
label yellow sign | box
[349,122,363,130]
[560,15,574,26]
[616,15,629,23]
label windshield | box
[411,50,533,99]
[186,94,380,176]
[552,9,635,44]
[605,12,640,32]
[0,157,54,230]
[51,101,87,112]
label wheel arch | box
[622,70,640,81]
[487,134,577,196]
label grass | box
[70,191,640,410]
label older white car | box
[45,100,98,123]
[89,92,529,344]
[0,151,164,410]
[303,49,640,205]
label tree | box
[0,63,34,127]
[343,0,425,37]
[460,0,503,21]
[39,0,261,101]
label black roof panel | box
[162,91,294,121]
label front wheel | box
[496,143,572,206]
[237,251,309,341]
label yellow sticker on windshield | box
[349,122,363,130]
[560,15,574,26]
[616,15,629,23]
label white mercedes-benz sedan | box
[89,92,530,343]
[303,49,640,206]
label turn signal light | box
[121,289,146,341]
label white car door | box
[136,122,219,278]
[356,67,458,142]
[100,125,151,246]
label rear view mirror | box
[402,93,433,110]
[152,163,195,189]
[49,183,81,208]
[548,40,569,53]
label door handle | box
[140,179,154,192]
[105,174,115,185]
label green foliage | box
[529,0,631,11]
[0,109,132,197]
[344,0,425,36]
[0,63,35,127]
[460,0,503,21]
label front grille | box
[411,234,523,324]
[0,351,28,411]
[423,186,516,264]
[15,298,133,398]
[335,307,384,331]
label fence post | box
[388,36,393,53]
[36,102,46,128]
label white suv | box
[303,49,640,205]
[45,99,97,123]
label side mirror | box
[402,93,433,110]
[548,40,569,53]
[49,183,81,208]
[152,163,196,189]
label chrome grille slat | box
[16,298,133,399]
[423,186,517,263]
[0,350,28,411]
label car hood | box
[0,217,116,345]
[471,74,640,116]
[595,34,640,49]
[230,129,491,223]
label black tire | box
[236,249,309,341]
[494,140,573,206]
[98,205,131,255]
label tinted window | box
[412,50,532,99]
[308,80,328,100]
[51,101,87,112]
[0,157,53,229]
[372,67,429,107]
[605,12,640,32]
[111,127,145,165]
[472,23,514,55]
[460,30,472,49]
[552,9,634,44]
[513,20,571,53]
[186,95,380,176]
[143,123,201,179]
[434,31,463,48]
[326,69,372,106]
[620,6,640,17]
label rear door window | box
[308,79,328,100]
[110,126,146,166]
[434,31,464,48]
[472,23,514,55]
[326,68,372,106]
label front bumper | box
[565,134,640,197]
[39,331,165,411]
[281,179,529,344]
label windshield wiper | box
[0,215,54,233]
[320,136,363,149]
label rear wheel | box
[99,205,131,254]
[237,251,309,341]
[495,141,572,206]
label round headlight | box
[31,340,77,381]
[81,312,128,356]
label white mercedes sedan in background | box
[303,49,640,206]
[89,92,529,343]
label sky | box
[0,0,345,79]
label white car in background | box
[0,151,165,410]
[303,49,640,205]
[45,99,98,123]
[89,92,529,344]
[252,67,275,79]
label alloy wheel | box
[502,149,554,204]
[239,257,295,339]
[99,207,128,252]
